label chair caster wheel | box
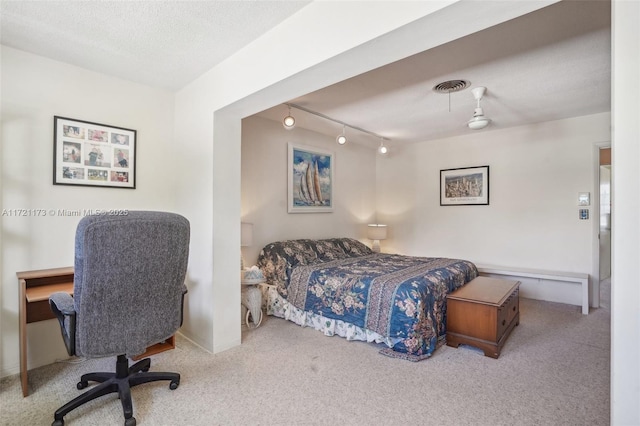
[169,380,179,390]
[77,381,88,390]
[124,417,136,426]
[52,419,64,426]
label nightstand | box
[241,278,265,328]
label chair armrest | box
[179,284,188,327]
[50,292,75,315]
[49,292,76,356]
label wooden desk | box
[17,267,175,397]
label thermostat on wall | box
[579,209,589,220]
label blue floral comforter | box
[257,238,477,358]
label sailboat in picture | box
[298,160,324,205]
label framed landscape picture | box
[440,165,489,206]
[53,116,136,189]
[288,143,334,213]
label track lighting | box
[284,103,390,152]
[283,106,296,130]
[468,86,491,130]
[378,138,388,155]
[336,125,347,145]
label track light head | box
[283,106,295,130]
[336,125,347,145]
[378,138,388,155]
[283,115,295,129]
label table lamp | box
[367,224,387,253]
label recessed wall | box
[1,46,177,376]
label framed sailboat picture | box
[288,143,334,213]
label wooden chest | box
[446,276,520,358]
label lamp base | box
[371,240,381,253]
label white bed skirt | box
[263,285,400,349]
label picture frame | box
[440,165,489,206]
[288,143,334,213]
[53,116,136,189]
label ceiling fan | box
[468,86,491,130]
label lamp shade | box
[241,222,253,247]
[367,224,388,241]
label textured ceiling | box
[0,1,611,147]
[0,0,310,90]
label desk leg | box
[18,279,28,397]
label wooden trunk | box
[446,276,520,358]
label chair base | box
[52,354,179,426]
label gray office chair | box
[49,211,190,426]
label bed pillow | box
[256,238,373,285]
[257,239,320,285]
[337,238,374,257]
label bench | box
[476,265,590,315]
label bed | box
[256,238,478,360]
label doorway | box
[598,147,611,307]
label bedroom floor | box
[1,291,610,426]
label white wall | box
[241,115,376,265]
[611,1,640,423]
[0,46,177,376]
[376,113,609,306]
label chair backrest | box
[73,211,189,358]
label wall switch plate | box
[579,208,589,220]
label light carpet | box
[0,284,610,426]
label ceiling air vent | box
[433,80,470,94]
